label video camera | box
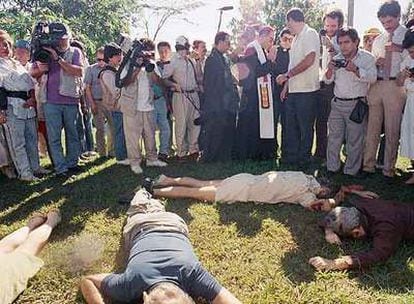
[115,34,155,88]
[30,21,67,63]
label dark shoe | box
[68,166,84,174]
[118,193,134,205]
[142,177,154,195]
[360,171,375,179]
[186,152,199,161]
[158,153,169,162]
[55,171,69,178]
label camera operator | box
[162,36,201,161]
[316,9,344,161]
[0,30,48,181]
[118,38,167,174]
[30,22,84,177]
[99,43,128,165]
[324,27,376,176]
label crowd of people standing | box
[0,0,413,185]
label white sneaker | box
[117,159,131,166]
[131,164,143,174]
[20,174,40,182]
[146,159,168,167]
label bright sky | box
[138,0,412,47]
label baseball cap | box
[49,22,71,39]
[175,36,190,50]
[15,39,30,50]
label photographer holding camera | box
[0,30,49,181]
[30,22,84,177]
[324,28,377,176]
[117,38,167,174]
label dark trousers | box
[283,91,317,164]
[201,113,236,162]
[273,86,286,159]
[315,83,333,160]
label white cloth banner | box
[248,40,275,139]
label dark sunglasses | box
[96,58,104,61]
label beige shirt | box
[100,70,120,111]
[371,24,408,78]
[162,53,198,91]
[324,49,377,98]
[136,69,153,112]
[215,171,321,208]
[288,24,321,93]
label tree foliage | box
[230,0,326,39]
[0,0,141,57]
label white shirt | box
[401,56,414,93]
[324,49,377,99]
[371,24,408,78]
[288,24,321,93]
[0,58,36,119]
[162,54,198,91]
[136,69,153,112]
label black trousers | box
[283,91,317,164]
[201,113,236,163]
[315,83,333,159]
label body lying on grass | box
[143,171,375,210]
[0,210,61,304]
[308,185,414,271]
[80,189,241,304]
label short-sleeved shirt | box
[46,47,82,105]
[349,199,414,268]
[288,24,321,93]
[84,63,104,100]
[101,231,222,303]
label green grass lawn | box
[1,157,414,303]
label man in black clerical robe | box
[200,32,239,163]
[236,26,277,161]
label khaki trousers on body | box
[363,81,406,176]
[123,110,158,166]
[93,102,114,157]
[327,98,367,176]
[172,92,200,157]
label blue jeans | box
[6,105,40,178]
[77,110,95,153]
[153,97,171,155]
[111,111,127,161]
[44,103,80,173]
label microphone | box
[218,6,234,11]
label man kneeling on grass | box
[80,189,241,304]
[308,186,414,271]
[142,171,354,209]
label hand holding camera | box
[332,59,348,69]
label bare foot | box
[27,213,47,230]
[46,210,62,228]
[154,174,169,187]
[405,175,414,185]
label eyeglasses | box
[281,37,293,42]
[96,58,104,61]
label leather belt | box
[377,77,397,81]
[335,96,366,101]
[174,89,196,94]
